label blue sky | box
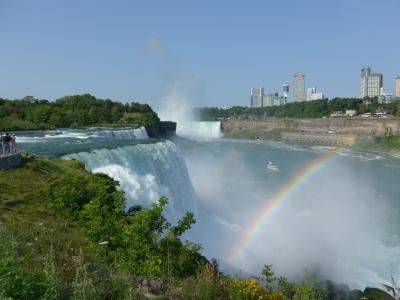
[0,0,399,107]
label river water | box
[15,124,400,289]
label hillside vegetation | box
[0,94,160,131]
[0,157,395,299]
[197,98,400,120]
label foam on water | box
[16,129,400,289]
[176,121,223,140]
[63,141,196,222]
[93,127,149,139]
[16,127,149,143]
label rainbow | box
[228,151,336,264]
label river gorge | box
[222,118,400,146]
[16,122,400,290]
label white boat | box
[266,161,279,172]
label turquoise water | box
[16,129,400,289]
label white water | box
[176,121,223,140]
[17,127,149,142]
[155,78,222,140]
[93,127,149,139]
[19,130,400,289]
[63,141,196,222]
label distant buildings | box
[306,87,315,101]
[360,66,383,98]
[250,87,264,108]
[345,109,357,117]
[377,94,400,104]
[264,92,285,107]
[282,85,289,103]
[330,110,356,117]
[396,75,400,97]
[293,74,305,102]
[306,87,324,101]
[250,88,285,108]
[249,66,400,107]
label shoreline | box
[221,132,400,158]
[221,118,400,157]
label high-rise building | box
[360,66,383,98]
[306,87,316,101]
[396,75,400,97]
[293,74,305,102]
[306,87,324,101]
[250,87,264,107]
[250,87,285,107]
[263,92,285,107]
[282,85,289,103]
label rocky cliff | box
[146,121,177,139]
[221,118,400,146]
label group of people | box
[1,133,17,156]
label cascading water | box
[93,127,149,139]
[63,141,196,222]
[17,127,400,289]
[14,127,149,141]
[176,121,223,140]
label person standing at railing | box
[10,134,16,154]
[2,133,11,155]
[0,133,3,156]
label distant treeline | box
[196,98,400,120]
[0,94,160,131]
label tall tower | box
[282,85,289,103]
[293,74,305,102]
[360,66,383,98]
[250,87,264,107]
[396,75,400,97]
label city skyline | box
[252,65,399,107]
[0,1,399,106]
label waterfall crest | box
[40,127,149,140]
[93,127,149,139]
[63,141,196,222]
[176,121,223,140]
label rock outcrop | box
[221,118,400,146]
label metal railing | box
[0,141,18,157]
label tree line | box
[0,94,160,131]
[196,97,400,120]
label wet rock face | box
[146,121,177,139]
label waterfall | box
[94,127,149,139]
[63,141,196,222]
[39,127,149,140]
[176,121,223,140]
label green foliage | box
[0,228,61,299]
[292,271,327,300]
[0,94,159,131]
[261,264,276,293]
[118,197,203,278]
[0,156,381,299]
[353,135,400,152]
[123,112,160,127]
[0,156,205,298]
[196,97,399,120]
[173,264,229,300]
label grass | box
[0,156,92,290]
[0,156,395,299]
[352,135,400,153]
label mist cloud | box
[157,75,206,122]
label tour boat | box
[266,161,279,172]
